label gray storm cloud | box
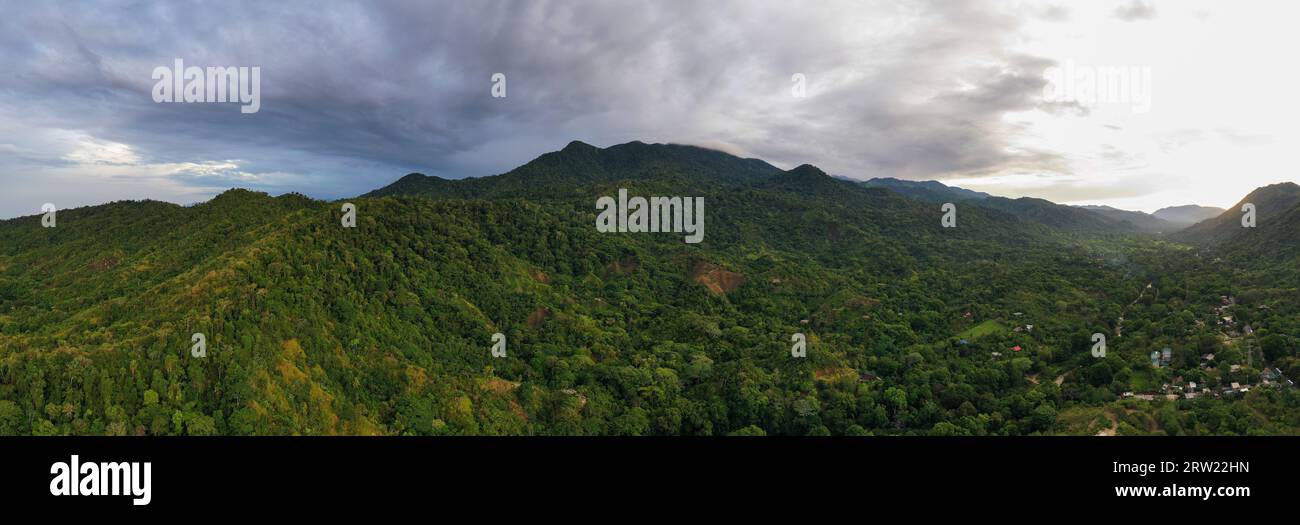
[0,0,1074,218]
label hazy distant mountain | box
[1173,182,1300,244]
[860,177,1147,233]
[858,177,1150,233]
[1076,205,1174,233]
[1152,204,1225,226]
[976,197,1144,234]
[861,177,991,203]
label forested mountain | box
[1172,182,1300,245]
[364,141,782,201]
[1213,196,1300,263]
[861,177,991,203]
[863,178,1161,234]
[860,177,1168,234]
[2,141,1298,436]
[975,196,1144,234]
[1153,204,1225,227]
[1076,205,1174,233]
[378,142,1145,236]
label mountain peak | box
[1172,181,1300,243]
[562,140,599,152]
[210,188,271,202]
[1232,182,1300,217]
[787,164,829,177]
[1243,181,1300,200]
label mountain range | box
[860,175,1296,241]
[2,140,1298,436]
[862,176,1247,236]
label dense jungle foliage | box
[1,141,1297,435]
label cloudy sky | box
[1,0,1296,218]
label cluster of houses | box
[1124,378,1227,401]
[1212,296,1256,337]
[1117,295,1297,401]
[1122,365,1294,402]
[972,297,1294,404]
[1262,367,1294,387]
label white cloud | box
[61,134,141,165]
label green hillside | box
[1172,182,1300,244]
[1,141,1298,436]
